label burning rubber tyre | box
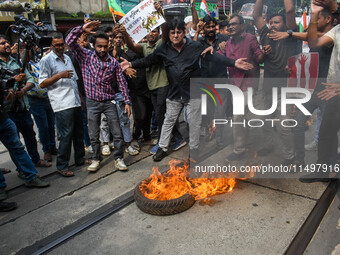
[134,182,196,216]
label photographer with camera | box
[0,35,51,169]
[0,39,50,212]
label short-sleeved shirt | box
[259,25,299,91]
[26,60,49,99]
[39,51,81,113]
[140,39,169,90]
[0,56,34,112]
[325,24,340,83]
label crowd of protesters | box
[0,0,340,211]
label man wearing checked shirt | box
[66,20,131,172]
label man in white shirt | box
[39,33,86,177]
[300,0,340,182]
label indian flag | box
[107,0,125,17]
[200,0,210,15]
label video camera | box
[0,65,17,91]
[10,15,52,48]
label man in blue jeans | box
[0,35,51,169]
[0,77,50,212]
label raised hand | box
[311,2,324,13]
[298,54,308,65]
[197,21,206,32]
[154,1,163,15]
[312,0,337,11]
[83,20,101,34]
[235,58,254,71]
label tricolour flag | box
[107,0,125,17]
[200,0,210,15]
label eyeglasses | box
[0,41,9,46]
[228,22,241,27]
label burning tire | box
[134,182,196,216]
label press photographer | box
[0,34,51,168]
[0,42,50,212]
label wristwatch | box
[287,30,293,38]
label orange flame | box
[139,160,236,201]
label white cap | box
[184,16,193,24]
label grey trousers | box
[86,98,124,160]
[159,98,201,151]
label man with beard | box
[0,36,51,169]
[66,21,131,172]
[253,0,300,165]
[39,33,86,177]
[194,15,231,147]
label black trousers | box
[131,94,153,141]
[317,97,339,165]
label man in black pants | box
[300,0,340,182]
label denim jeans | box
[87,99,124,160]
[28,97,56,153]
[55,107,84,171]
[0,118,37,187]
[8,110,40,164]
[293,93,326,163]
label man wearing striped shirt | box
[66,20,131,172]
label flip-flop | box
[57,169,74,177]
[0,168,11,174]
[34,160,52,168]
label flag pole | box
[111,11,117,23]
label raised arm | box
[66,20,100,62]
[118,24,143,55]
[191,0,199,31]
[154,1,168,43]
[284,0,297,30]
[313,0,340,20]
[253,0,266,30]
[308,3,334,48]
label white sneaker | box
[102,145,111,156]
[305,140,318,151]
[85,145,93,154]
[115,158,128,171]
[125,145,139,156]
[88,160,100,172]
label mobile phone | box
[85,13,90,19]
